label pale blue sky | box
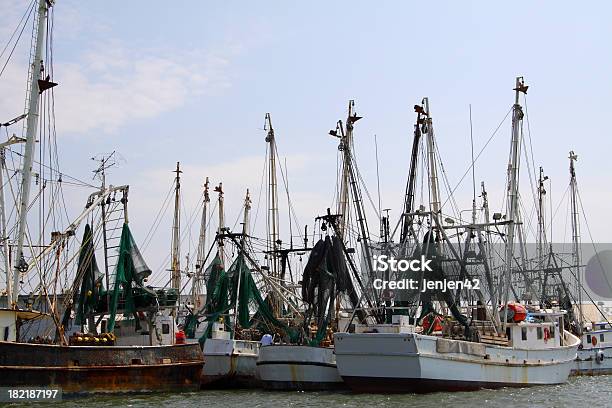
[2,1,611,285]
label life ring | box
[592,337,598,346]
[544,327,550,342]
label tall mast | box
[537,167,548,290]
[423,98,442,246]
[12,0,51,307]
[232,189,251,337]
[569,151,583,333]
[502,77,528,331]
[399,104,424,244]
[337,101,358,240]
[215,183,225,267]
[192,177,210,309]
[170,162,182,294]
[265,113,281,316]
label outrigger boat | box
[333,79,580,393]
[0,0,202,394]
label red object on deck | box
[504,303,527,323]
[175,330,186,344]
[422,315,444,332]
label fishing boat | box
[0,0,203,394]
[0,313,203,394]
[562,153,612,375]
[256,103,375,391]
[256,235,347,391]
[333,79,580,393]
[334,310,579,392]
[176,179,260,388]
[574,321,612,375]
[198,186,262,388]
[187,162,295,388]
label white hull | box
[201,338,260,388]
[256,345,344,390]
[334,332,579,393]
[572,345,612,376]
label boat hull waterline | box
[201,338,260,388]
[572,345,612,376]
[334,332,579,393]
[256,344,344,391]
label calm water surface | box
[10,376,612,408]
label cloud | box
[1,3,235,136]
[53,43,231,135]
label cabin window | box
[521,327,527,341]
[550,325,555,338]
[587,334,592,344]
[3,327,8,341]
[506,327,511,340]
[600,334,605,343]
[537,327,543,340]
[162,323,170,335]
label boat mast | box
[232,189,251,338]
[265,113,281,316]
[399,104,424,245]
[337,101,357,240]
[502,77,528,331]
[215,182,225,267]
[569,151,583,333]
[11,0,51,307]
[192,177,210,309]
[170,162,182,296]
[423,98,442,248]
[537,167,548,290]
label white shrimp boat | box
[572,322,612,375]
[334,311,580,393]
[256,344,343,390]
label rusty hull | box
[0,341,204,394]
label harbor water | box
[10,376,612,408]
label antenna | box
[469,104,477,225]
[375,134,383,241]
